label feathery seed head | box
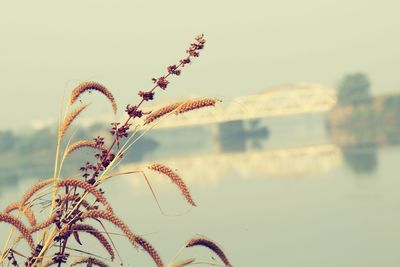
[56,178,113,213]
[144,98,219,126]
[186,236,232,267]
[81,210,137,248]
[4,202,37,226]
[59,104,89,139]
[0,213,35,253]
[65,224,115,260]
[135,235,164,267]
[70,257,110,267]
[65,140,107,158]
[148,163,196,206]
[69,81,117,114]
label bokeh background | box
[1,1,400,266]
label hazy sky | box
[1,0,399,131]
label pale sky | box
[1,0,399,131]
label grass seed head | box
[59,104,89,139]
[69,81,117,114]
[148,163,196,206]
[80,210,137,248]
[186,236,232,267]
[4,202,37,226]
[56,178,113,213]
[68,224,115,260]
[135,235,164,267]
[0,213,35,253]
[65,140,106,158]
[70,257,110,267]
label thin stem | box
[87,61,185,182]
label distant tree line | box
[337,73,371,105]
[0,124,159,185]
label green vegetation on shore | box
[328,73,400,147]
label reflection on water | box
[125,143,342,188]
[1,88,400,266]
[342,147,378,174]
[217,119,269,152]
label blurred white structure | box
[123,144,342,187]
[147,82,337,129]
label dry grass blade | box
[80,210,136,249]
[59,195,91,210]
[68,224,115,260]
[135,235,164,267]
[41,259,56,267]
[148,163,196,206]
[59,104,89,139]
[171,258,195,267]
[69,81,117,114]
[186,236,232,267]
[56,178,113,213]
[20,178,55,206]
[70,257,110,267]
[0,213,35,253]
[4,202,37,226]
[65,140,106,158]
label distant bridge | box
[143,82,337,129]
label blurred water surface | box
[0,80,400,267]
[0,110,399,266]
